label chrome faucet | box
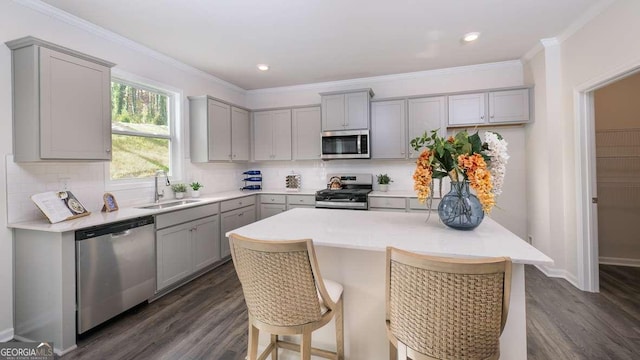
[155,170,170,203]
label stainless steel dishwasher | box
[76,216,155,334]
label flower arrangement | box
[410,130,509,213]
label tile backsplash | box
[5,155,247,223]
[5,154,434,223]
[6,155,106,223]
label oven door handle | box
[315,201,368,209]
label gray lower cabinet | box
[156,215,220,291]
[369,196,440,212]
[259,194,287,219]
[286,194,315,209]
[7,36,114,161]
[369,197,407,212]
[260,204,287,219]
[155,203,221,292]
[220,204,256,258]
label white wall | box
[0,0,250,338]
[247,61,524,109]
[522,0,640,286]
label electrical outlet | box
[59,177,70,191]
[527,235,533,244]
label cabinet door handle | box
[480,115,485,120]
[238,213,244,217]
[106,149,111,153]
[490,115,495,119]
[299,199,304,202]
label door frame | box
[575,63,640,292]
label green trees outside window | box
[110,80,172,180]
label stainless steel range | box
[315,173,373,210]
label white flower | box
[484,132,509,196]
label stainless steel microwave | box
[321,129,370,160]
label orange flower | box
[457,154,495,213]
[413,149,433,203]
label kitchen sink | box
[136,199,203,210]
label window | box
[109,76,180,182]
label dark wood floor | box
[526,264,640,360]
[58,262,640,359]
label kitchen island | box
[227,207,553,360]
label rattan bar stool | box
[385,247,512,360]
[228,233,344,360]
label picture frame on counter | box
[102,193,119,212]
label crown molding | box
[247,60,523,95]
[540,38,560,48]
[521,42,544,63]
[555,0,616,44]
[520,0,615,64]
[13,0,247,94]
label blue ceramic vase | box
[437,181,484,230]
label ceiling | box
[42,0,604,90]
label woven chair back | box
[387,247,511,360]
[230,234,322,327]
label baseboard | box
[534,264,580,288]
[0,328,14,342]
[13,334,76,356]
[599,257,640,267]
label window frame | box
[105,70,184,191]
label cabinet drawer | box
[369,197,406,209]
[221,196,256,212]
[287,195,315,206]
[156,203,219,230]
[409,198,441,210]
[260,194,286,204]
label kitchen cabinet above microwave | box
[6,37,115,162]
[189,96,250,162]
[320,88,374,131]
[447,88,530,127]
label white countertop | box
[227,207,553,265]
[8,188,316,232]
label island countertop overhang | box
[226,207,553,266]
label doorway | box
[577,66,640,292]
[593,73,640,269]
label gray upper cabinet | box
[7,37,114,161]
[320,88,373,131]
[231,107,250,161]
[448,93,488,126]
[371,100,406,159]
[407,96,447,158]
[253,109,292,161]
[488,89,530,123]
[292,106,321,160]
[189,96,249,162]
[448,88,530,127]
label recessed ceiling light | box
[463,32,480,42]
[257,64,269,71]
